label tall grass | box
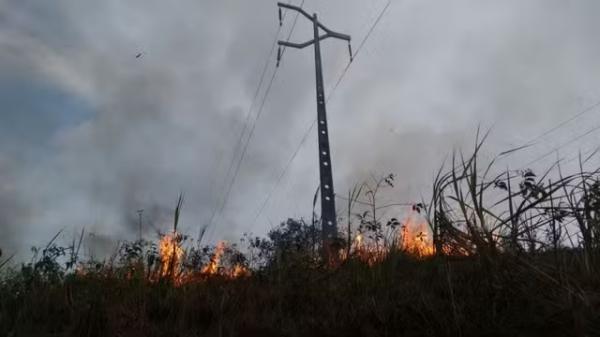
[426,131,600,268]
[0,138,599,337]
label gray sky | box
[2,0,600,258]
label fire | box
[200,241,251,278]
[355,233,363,249]
[75,264,88,276]
[400,215,434,257]
[159,232,184,279]
[352,233,388,266]
[230,264,250,278]
[157,237,250,284]
[348,211,435,263]
[201,241,226,275]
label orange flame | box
[353,233,387,265]
[200,241,250,278]
[159,232,184,279]
[230,264,250,278]
[355,233,363,249]
[400,215,434,257]
[347,212,435,264]
[201,241,226,275]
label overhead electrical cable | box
[499,100,600,157]
[206,1,306,240]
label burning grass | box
[158,232,184,279]
[1,244,597,337]
[1,137,600,336]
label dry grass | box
[1,136,600,337]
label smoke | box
[2,0,600,259]
[0,155,31,255]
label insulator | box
[279,8,283,26]
[276,46,282,67]
[348,43,353,62]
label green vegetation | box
[1,137,599,337]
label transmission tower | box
[276,2,352,262]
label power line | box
[398,97,600,181]
[204,9,286,236]
[499,99,600,157]
[528,100,600,144]
[552,144,600,169]
[477,123,600,188]
[204,52,278,233]
[252,0,393,227]
[449,100,600,181]
[336,194,413,210]
[206,1,306,240]
[217,67,278,215]
[522,122,600,168]
[251,118,314,225]
[327,0,392,100]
